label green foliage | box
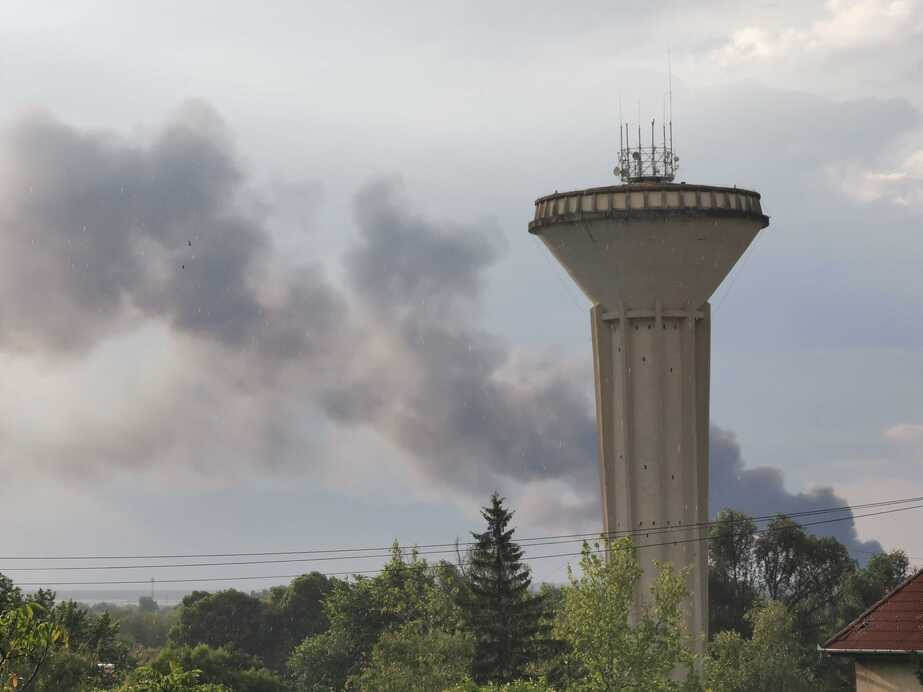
[844,549,910,614]
[35,600,133,691]
[169,590,270,662]
[705,601,817,692]
[708,512,857,642]
[99,605,176,651]
[263,573,331,670]
[708,510,759,637]
[0,577,22,615]
[352,623,473,691]
[289,544,471,692]
[755,516,854,639]
[446,680,554,691]
[461,493,548,685]
[55,601,129,666]
[0,590,132,692]
[115,662,228,692]
[287,627,353,692]
[552,538,698,692]
[288,546,434,690]
[138,598,160,614]
[0,603,67,692]
[33,649,100,692]
[170,573,331,672]
[148,644,285,692]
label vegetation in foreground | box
[1,494,913,691]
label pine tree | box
[461,492,546,684]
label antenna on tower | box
[668,48,674,154]
[614,58,679,183]
[619,94,624,158]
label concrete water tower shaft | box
[528,132,769,644]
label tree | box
[105,603,176,650]
[0,576,22,615]
[352,559,474,691]
[34,600,130,692]
[0,603,67,692]
[148,644,285,692]
[461,492,546,684]
[552,538,698,691]
[708,512,856,641]
[0,579,131,692]
[288,545,435,691]
[446,681,553,691]
[115,662,228,692]
[264,572,331,669]
[754,516,855,641]
[846,549,910,613]
[169,590,269,663]
[139,597,160,613]
[352,623,473,692]
[708,510,758,636]
[705,601,817,692]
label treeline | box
[0,494,913,691]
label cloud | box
[884,422,923,443]
[831,149,923,207]
[0,102,345,359]
[0,103,347,480]
[708,0,922,67]
[685,0,923,102]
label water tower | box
[528,119,769,645]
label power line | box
[5,499,922,573]
[12,502,922,587]
[4,494,921,563]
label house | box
[820,568,923,691]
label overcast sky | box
[0,0,921,591]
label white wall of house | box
[855,658,921,692]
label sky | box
[0,0,921,592]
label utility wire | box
[5,499,922,573]
[12,502,922,587]
[3,494,921,563]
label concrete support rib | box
[591,301,711,650]
[590,304,614,535]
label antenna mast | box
[614,59,679,183]
[668,49,674,153]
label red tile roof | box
[822,569,923,654]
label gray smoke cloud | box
[323,179,599,493]
[0,101,344,360]
[0,103,885,556]
[519,426,883,556]
[0,103,347,479]
[709,428,883,554]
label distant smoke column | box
[529,183,769,647]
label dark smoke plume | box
[0,103,884,556]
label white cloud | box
[830,149,923,207]
[884,422,923,443]
[689,0,923,104]
[711,0,921,66]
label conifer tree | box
[461,492,546,684]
